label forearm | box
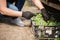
[0,0,22,17]
[0,7,22,17]
[32,0,44,9]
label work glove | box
[41,8,49,21]
[22,11,35,19]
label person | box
[32,0,49,21]
[0,0,35,26]
[0,0,49,26]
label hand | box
[41,8,49,21]
[22,11,35,19]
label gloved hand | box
[41,8,49,21]
[22,11,35,19]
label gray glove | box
[22,11,35,19]
[41,8,49,21]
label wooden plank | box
[41,0,60,10]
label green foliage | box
[31,13,47,26]
[31,13,60,26]
[54,38,60,40]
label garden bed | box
[39,38,54,40]
[31,24,60,40]
[31,13,60,40]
